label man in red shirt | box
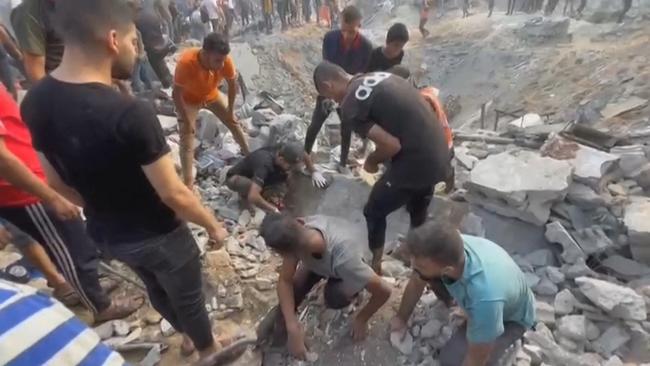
[0,85,140,322]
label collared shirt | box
[322,30,373,75]
[0,280,127,365]
[443,235,536,343]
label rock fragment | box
[576,277,647,321]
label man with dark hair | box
[367,23,408,73]
[306,5,372,173]
[419,0,432,37]
[10,0,64,82]
[21,0,230,360]
[313,61,451,274]
[391,221,536,366]
[226,142,327,213]
[258,213,391,360]
[173,32,250,188]
[136,0,175,88]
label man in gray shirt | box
[258,213,392,360]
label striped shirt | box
[0,280,127,366]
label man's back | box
[21,77,179,244]
[340,73,450,188]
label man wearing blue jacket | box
[305,5,372,172]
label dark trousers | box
[277,0,289,28]
[305,96,352,166]
[440,322,526,366]
[0,202,110,313]
[132,59,154,93]
[619,0,632,23]
[488,0,495,16]
[102,225,214,350]
[302,0,311,21]
[507,0,517,14]
[545,0,560,15]
[263,13,273,33]
[364,175,433,250]
[146,48,173,89]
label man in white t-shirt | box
[202,0,222,33]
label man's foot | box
[181,334,196,357]
[371,248,384,275]
[95,295,144,323]
[52,282,80,306]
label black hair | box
[387,65,411,79]
[260,213,302,254]
[313,61,348,94]
[407,221,464,266]
[386,23,409,44]
[341,5,362,24]
[202,32,231,55]
[54,0,135,48]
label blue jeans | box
[101,225,214,350]
[131,59,154,92]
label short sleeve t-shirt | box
[301,215,375,295]
[443,235,536,344]
[21,77,180,244]
[11,0,64,73]
[136,9,166,51]
[0,86,43,207]
[366,47,404,72]
[174,48,237,105]
[340,72,450,188]
[226,146,288,187]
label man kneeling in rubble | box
[391,221,536,366]
[225,142,328,213]
[257,213,392,360]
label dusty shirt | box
[366,47,404,72]
[340,72,450,188]
[300,215,375,295]
[226,146,288,187]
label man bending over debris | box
[391,221,536,366]
[313,61,451,274]
[174,32,251,188]
[258,213,392,360]
[366,23,409,73]
[226,142,328,213]
[21,0,230,361]
[305,5,372,173]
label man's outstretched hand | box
[311,171,329,189]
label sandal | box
[94,295,144,324]
[52,283,81,307]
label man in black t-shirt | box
[313,61,451,274]
[21,0,230,361]
[366,23,408,73]
[226,142,328,213]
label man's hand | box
[363,160,379,174]
[311,171,328,188]
[389,316,408,340]
[0,225,11,250]
[287,325,308,360]
[48,195,81,221]
[351,316,369,341]
[207,223,228,249]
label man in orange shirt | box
[173,33,250,187]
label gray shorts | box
[0,217,36,249]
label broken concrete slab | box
[519,17,570,39]
[525,249,556,268]
[566,183,608,209]
[535,301,556,326]
[572,226,615,256]
[534,278,559,297]
[575,277,647,321]
[507,113,544,131]
[455,146,479,170]
[592,325,631,357]
[625,196,650,265]
[601,96,648,120]
[545,222,585,264]
[460,212,486,237]
[557,315,587,343]
[610,145,648,179]
[541,135,619,189]
[467,150,573,226]
[555,289,577,316]
[601,255,650,280]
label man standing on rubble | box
[390,221,536,366]
[305,5,372,173]
[313,61,451,274]
[257,213,392,360]
[21,0,231,360]
[226,142,328,213]
[173,32,250,188]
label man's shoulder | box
[323,30,341,42]
[359,34,373,49]
[177,48,200,69]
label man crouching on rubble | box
[391,221,536,366]
[257,213,392,360]
[225,142,328,213]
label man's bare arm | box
[463,342,494,366]
[396,273,427,322]
[365,125,401,166]
[22,53,46,82]
[0,26,22,61]
[143,153,224,235]
[247,183,279,213]
[36,153,85,207]
[356,275,391,323]
[277,256,300,331]
[172,85,192,125]
[226,77,237,115]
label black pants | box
[305,96,352,166]
[0,202,110,313]
[619,0,632,23]
[277,0,289,28]
[102,224,213,350]
[364,174,433,250]
[440,322,525,366]
[545,0,560,15]
[146,48,172,89]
